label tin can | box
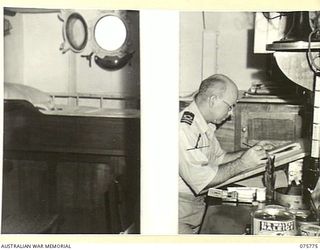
[300,224,320,236]
[252,205,297,235]
[274,187,309,210]
[296,211,319,235]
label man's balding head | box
[195,74,237,103]
[195,74,238,124]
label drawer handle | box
[242,127,247,133]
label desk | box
[200,198,256,234]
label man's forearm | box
[204,157,247,190]
[220,150,245,164]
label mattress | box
[42,105,140,118]
[4,82,140,118]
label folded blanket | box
[4,82,55,110]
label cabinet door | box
[2,160,51,217]
[235,103,303,150]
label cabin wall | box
[180,12,269,95]
[4,11,140,109]
[4,14,24,84]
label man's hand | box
[240,145,268,170]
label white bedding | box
[4,83,140,118]
[43,105,140,118]
[4,82,55,110]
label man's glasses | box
[221,100,234,112]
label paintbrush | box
[242,142,253,148]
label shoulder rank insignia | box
[180,111,194,125]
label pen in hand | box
[242,142,264,152]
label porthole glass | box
[65,13,88,51]
[94,15,127,51]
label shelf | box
[266,41,320,51]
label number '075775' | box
[300,244,319,248]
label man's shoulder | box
[180,110,195,126]
[179,110,198,139]
[179,102,196,126]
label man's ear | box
[209,95,217,107]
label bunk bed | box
[2,83,140,233]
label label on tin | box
[260,221,295,232]
[253,205,297,235]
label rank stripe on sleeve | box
[180,111,194,125]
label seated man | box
[179,74,272,234]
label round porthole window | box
[94,15,127,51]
[59,10,135,70]
[65,13,88,52]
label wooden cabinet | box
[234,100,304,150]
[215,98,305,152]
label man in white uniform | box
[179,74,271,234]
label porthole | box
[64,13,88,52]
[94,15,127,51]
[59,10,135,70]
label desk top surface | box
[200,200,256,235]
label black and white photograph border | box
[0,0,320,248]
[3,7,140,234]
[179,11,320,235]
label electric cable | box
[307,28,320,73]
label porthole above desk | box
[59,10,135,70]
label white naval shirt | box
[179,101,226,196]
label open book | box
[214,140,309,188]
